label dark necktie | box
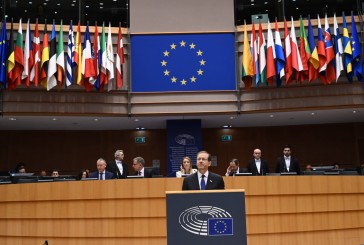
[99,172,103,180]
[138,171,142,176]
[200,175,206,190]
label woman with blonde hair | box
[176,156,197,177]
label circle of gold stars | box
[213,220,228,234]
[160,40,206,86]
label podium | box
[166,189,247,245]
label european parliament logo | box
[178,206,233,236]
[131,33,236,92]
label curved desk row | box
[0,176,363,245]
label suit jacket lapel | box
[206,174,214,190]
[193,173,200,190]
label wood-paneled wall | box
[0,176,363,245]
[1,122,363,176]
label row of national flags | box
[0,19,125,91]
[242,12,363,90]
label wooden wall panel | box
[0,176,363,245]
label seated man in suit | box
[275,145,301,175]
[225,158,242,176]
[90,158,114,180]
[131,157,153,178]
[247,148,269,176]
[107,150,129,179]
[182,151,225,190]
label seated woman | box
[176,156,197,177]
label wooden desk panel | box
[0,176,363,245]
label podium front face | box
[166,190,247,245]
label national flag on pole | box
[317,15,327,84]
[351,12,363,81]
[30,19,40,86]
[333,13,343,82]
[7,18,15,88]
[274,19,285,87]
[307,15,319,82]
[251,22,259,86]
[258,21,267,85]
[297,16,309,83]
[290,17,303,83]
[40,21,49,89]
[74,21,83,86]
[0,17,8,88]
[284,18,293,85]
[12,18,24,89]
[106,22,115,91]
[324,14,336,84]
[47,20,57,90]
[115,23,125,89]
[66,20,74,87]
[242,21,254,90]
[82,22,97,91]
[22,19,34,87]
[93,22,101,90]
[56,20,65,88]
[266,20,276,86]
[342,12,353,82]
[100,22,108,89]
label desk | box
[0,176,363,245]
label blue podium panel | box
[166,190,247,245]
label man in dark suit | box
[89,158,114,180]
[275,145,301,175]
[107,150,129,179]
[182,151,225,190]
[247,148,270,176]
[131,156,154,178]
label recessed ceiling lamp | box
[222,125,232,128]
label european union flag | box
[208,218,233,236]
[131,33,236,92]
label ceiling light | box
[9,118,16,121]
[52,118,57,121]
[269,115,274,118]
[86,5,89,8]
[353,110,358,114]
[134,118,139,122]
[100,2,104,5]
[311,112,315,116]
[94,118,99,122]
[222,125,232,128]
[29,1,32,4]
[229,116,236,120]
[136,127,146,130]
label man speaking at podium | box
[182,151,225,190]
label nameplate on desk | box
[127,175,144,179]
[234,173,252,176]
[11,173,34,177]
[81,178,98,181]
[280,172,297,175]
[265,173,280,176]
